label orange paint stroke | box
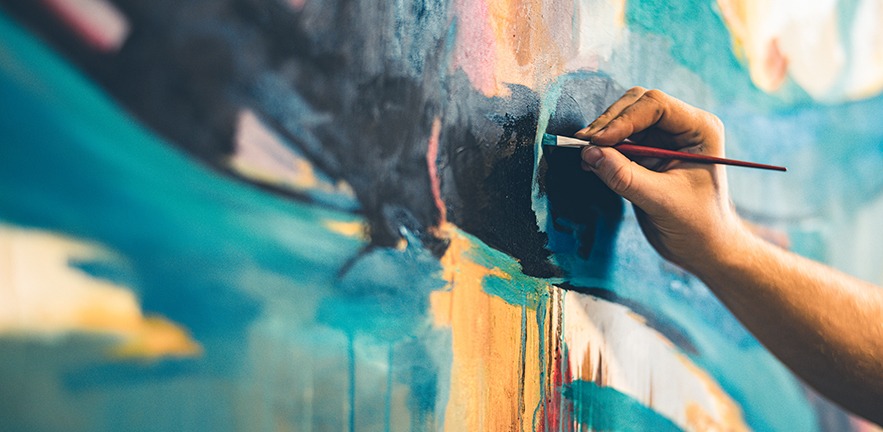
[324,220,368,240]
[430,223,550,431]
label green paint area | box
[563,380,683,432]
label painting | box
[1,0,882,430]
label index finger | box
[574,86,646,140]
[590,90,716,149]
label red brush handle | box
[613,143,787,172]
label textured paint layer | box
[557,290,749,431]
[452,0,575,95]
[1,0,882,431]
[431,223,547,431]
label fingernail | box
[581,146,604,169]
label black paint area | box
[438,76,557,276]
[541,74,625,270]
[0,0,626,278]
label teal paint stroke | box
[563,380,683,432]
[459,229,549,308]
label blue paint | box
[455,230,549,307]
[385,344,394,432]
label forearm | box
[692,228,883,423]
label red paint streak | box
[40,0,129,52]
[426,117,446,225]
[539,341,573,432]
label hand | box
[575,87,749,275]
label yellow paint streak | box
[111,316,203,359]
[686,402,725,432]
[323,220,368,240]
[0,224,202,360]
[431,223,547,431]
[614,0,628,28]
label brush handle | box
[613,143,787,172]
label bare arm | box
[576,87,883,424]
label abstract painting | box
[1,0,882,430]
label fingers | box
[580,145,668,211]
[578,89,725,156]
[590,89,686,145]
[574,86,646,141]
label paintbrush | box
[542,134,786,172]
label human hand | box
[575,87,750,275]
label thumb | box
[581,145,665,210]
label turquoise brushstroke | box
[467,242,549,308]
[563,380,683,432]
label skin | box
[576,87,883,425]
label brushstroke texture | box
[1,0,882,430]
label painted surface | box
[0,0,881,431]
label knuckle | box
[707,112,724,133]
[626,86,646,97]
[642,89,668,102]
[607,112,635,134]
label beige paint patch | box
[719,0,883,101]
[229,109,356,197]
[42,0,130,52]
[567,0,629,71]
[0,224,201,359]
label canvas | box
[1,0,882,430]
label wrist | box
[687,220,759,282]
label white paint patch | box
[560,289,748,431]
[566,0,628,71]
